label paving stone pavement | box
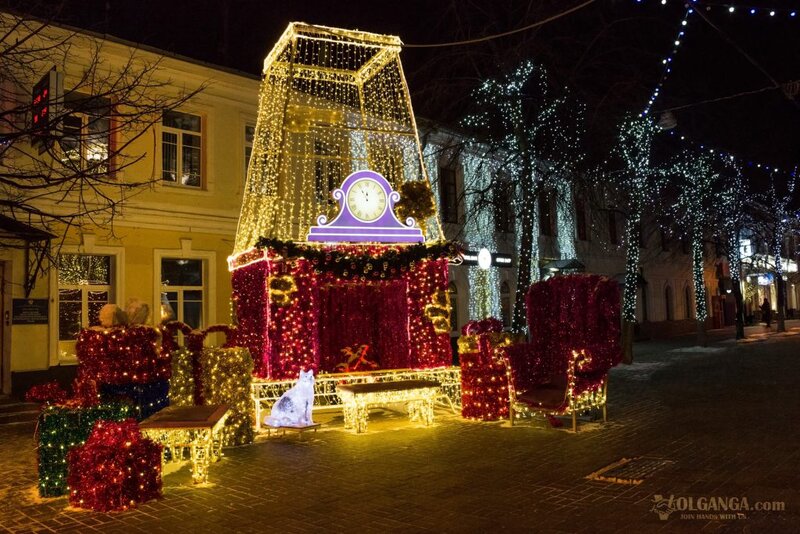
[2,327,799,533]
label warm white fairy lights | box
[234,23,442,253]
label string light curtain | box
[234,23,442,252]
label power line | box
[657,82,798,113]
[403,0,597,48]
[691,6,800,111]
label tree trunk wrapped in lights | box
[614,116,664,362]
[673,151,720,347]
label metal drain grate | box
[587,457,673,485]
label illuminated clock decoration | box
[307,170,424,243]
[347,178,387,222]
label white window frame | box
[154,244,216,331]
[49,241,124,366]
[161,110,203,188]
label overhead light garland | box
[634,1,799,183]
[637,1,798,19]
[642,7,694,116]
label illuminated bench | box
[336,380,440,433]
[140,405,230,484]
[251,367,462,431]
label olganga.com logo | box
[650,494,786,521]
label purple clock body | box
[307,170,424,244]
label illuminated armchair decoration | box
[504,275,622,432]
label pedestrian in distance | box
[761,298,772,329]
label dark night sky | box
[10,0,800,174]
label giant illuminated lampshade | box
[233,22,443,252]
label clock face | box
[346,178,387,222]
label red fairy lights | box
[230,242,457,379]
[67,419,162,512]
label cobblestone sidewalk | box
[1,332,799,533]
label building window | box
[161,258,204,328]
[440,167,458,223]
[314,138,343,204]
[638,285,649,322]
[608,211,619,245]
[501,281,512,328]
[162,110,202,187]
[448,282,458,332]
[638,221,646,248]
[575,196,587,241]
[59,94,112,172]
[494,178,515,233]
[58,254,113,355]
[665,285,674,321]
[685,286,693,319]
[244,124,255,180]
[539,193,555,236]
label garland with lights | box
[254,238,461,280]
[36,403,132,497]
[67,419,162,512]
[26,381,68,405]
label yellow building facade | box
[0,19,260,393]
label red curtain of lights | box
[231,244,454,379]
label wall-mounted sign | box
[461,250,513,268]
[12,298,49,325]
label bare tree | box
[0,9,203,292]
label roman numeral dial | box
[346,178,387,222]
